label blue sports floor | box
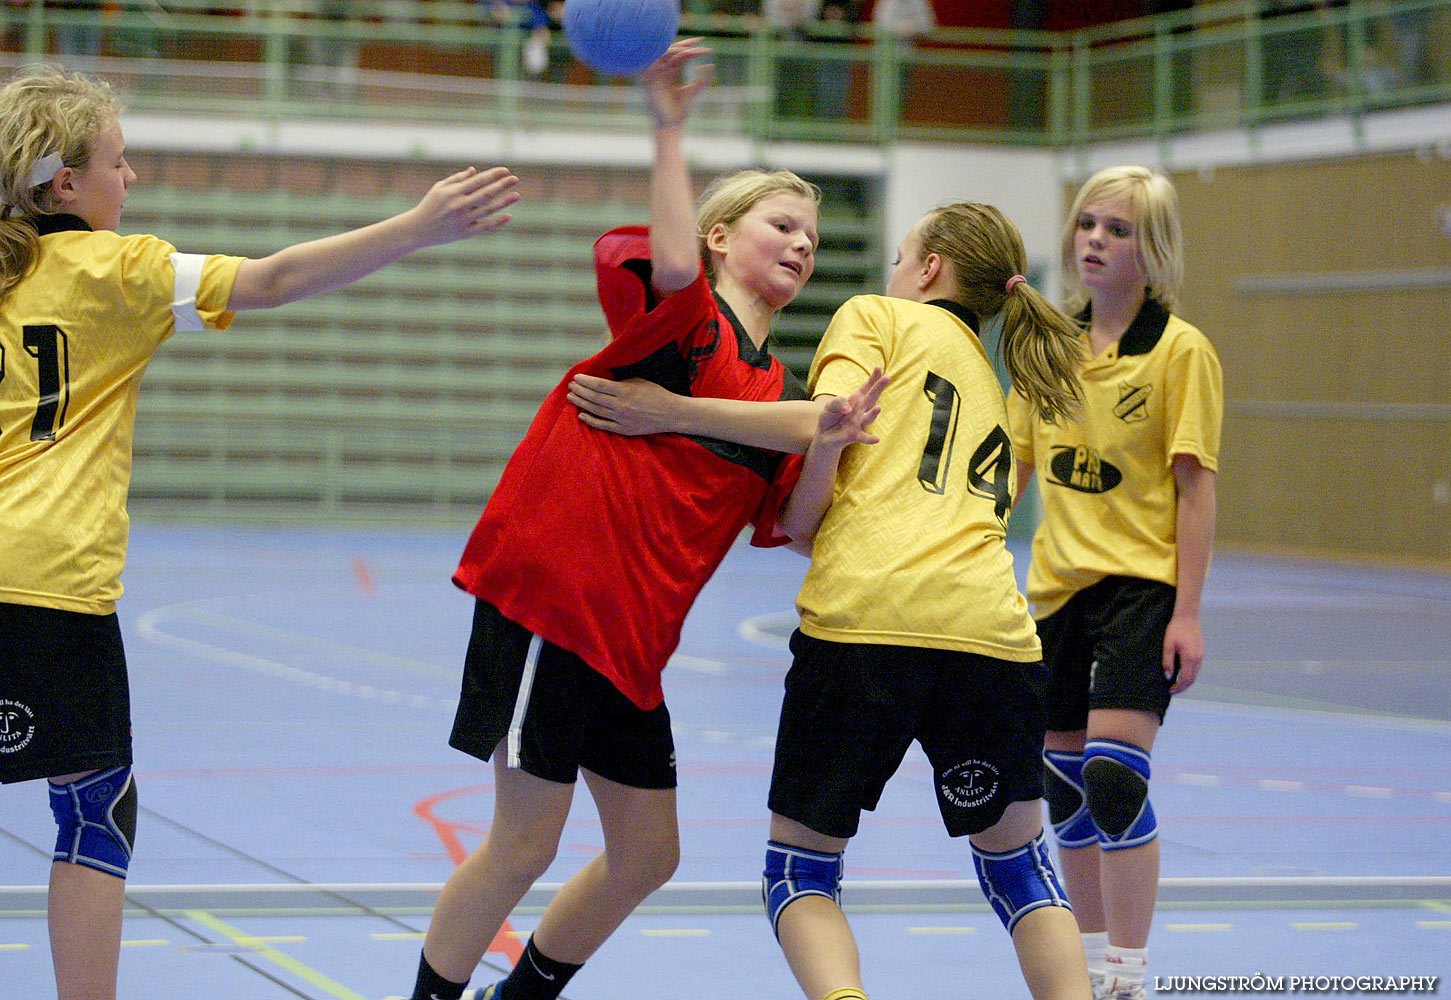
[2,521,1450,999]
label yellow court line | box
[1418,921,1451,929]
[186,910,367,1000]
[1292,922,1357,931]
[121,939,172,948]
[1168,924,1233,932]
[372,932,426,941]
[0,943,31,951]
[640,929,710,937]
[908,927,976,935]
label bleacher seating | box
[120,161,877,519]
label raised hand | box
[815,366,888,453]
[639,37,714,129]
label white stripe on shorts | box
[506,633,545,769]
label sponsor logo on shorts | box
[939,759,1000,810]
[0,699,37,754]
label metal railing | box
[2,0,1448,145]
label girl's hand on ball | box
[640,38,713,129]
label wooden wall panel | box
[1165,152,1451,565]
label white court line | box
[1345,785,1395,798]
[135,605,455,711]
[6,877,1451,913]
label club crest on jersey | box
[0,699,36,754]
[1114,381,1151,422]
[1047,445,1122,494]
[940,759,1000,809]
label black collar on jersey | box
[713,290,774,372]
[1075,298,1170,356]
[926,298,981,336]
[26,213,93,236]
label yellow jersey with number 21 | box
[0,215,243,614]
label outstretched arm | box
[639,38,713,296]
[780,367,889,547]
[227,166,519,311]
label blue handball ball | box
[563,0,680,77]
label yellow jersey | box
[0,215,243,614]
[1007,299,1223,618]
[797,295,1041,662]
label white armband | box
[169,251,208,332]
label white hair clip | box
[28,152,66,189]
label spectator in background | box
[1259,0,1333,105]
[804,0,863,120]
[53,1,104,62]
[871,0,935,119]
[1386,8,1435,86]
[1145,0,1196,124]
[703,0,764,88]
[490,0,563,77]
[306,0,362,97]
[724,0,863,121]
[871,0,935,38]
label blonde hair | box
[919,202,1084,425]
[0,65,121,305]
[695,169,821,282]
[1061,164,1183,313]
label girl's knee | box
[612,834,679,894]
[473,835,560,888]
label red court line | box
[351,555,379,596]
[414,785,525,966]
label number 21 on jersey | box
[1,324,71,442]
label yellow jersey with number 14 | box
[797,294,1041,662]
[0,215,243,614]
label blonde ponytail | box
[997,280,1085,425]
[918,203,1084,424]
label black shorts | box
[449,600,677,790]
[0,602,132,785]
[1038,576,1178,732]
[768,630,1047,840]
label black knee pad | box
[1042,749,1096,847]
[1082,740,1157,849]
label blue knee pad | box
[971,831,1071,934]
[49,766,136,878]
[1082,739,1158,851]
[1043,749,1097,849]
[762,840,843,938]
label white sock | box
[1105,944,1148,985]
[1083,931,1109,975]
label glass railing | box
[2,0,1447,144]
